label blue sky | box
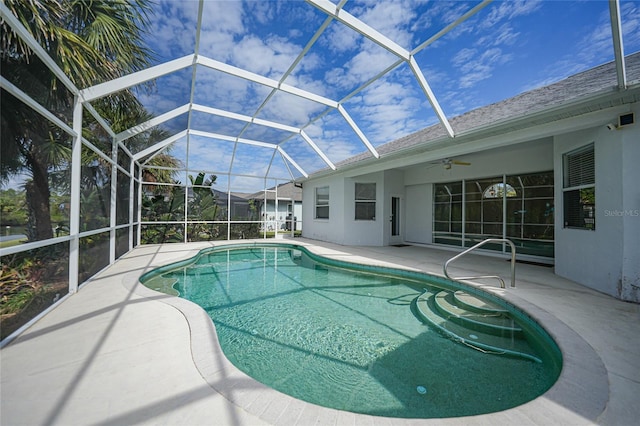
[126,0,640,188]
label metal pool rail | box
[444,238,517,288]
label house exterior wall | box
[303,172,388,246]
[343,172,385,246]
[405,184,432,244]
[621,119,640,301]
[301,105,639,301]
[403,139,554,185]
[383,169,406,246]
[302,176,346,244]
[554,111,640,302]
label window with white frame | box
[355,182,376,220]
[315,186,329,219]
[563,144,595,230]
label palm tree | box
[1,0,154,240]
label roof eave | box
[302,82,640,181]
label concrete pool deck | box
[1,238,638,425]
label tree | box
[1,0,154,240]
[0,188,27,226]
[188,172,219,221]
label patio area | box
[1,239,638,425]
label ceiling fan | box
[432,158,472,169]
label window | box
[563,144,595,230]
[315,186,329,219]
[355,183,376,220]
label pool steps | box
[433,291,524,337]
[453,290,508,314]
[414,289,541,363]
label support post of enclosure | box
[68,98,83,294]
[109,136,117,264]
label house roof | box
[247,182,302,202]
[211,188,251,203]
[325,51,640,174]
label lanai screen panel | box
[2,66,75,129]
[132,68,194,117]
[229,143,279,178]
[279,134,332,175]
[412,0,616,117]
[284,18,400,100]
[621,2,640,52]
[341,62,439,147]
[268,152,301,180]
[301,110,370,164]
[198,0,328,79]
[191,65,274,116]
[146,0,200,65]
[186,134,238,174]
[189,110,248,136]
[240,122,298,144]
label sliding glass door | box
[433,171,554,258]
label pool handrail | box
[443,238,516,288]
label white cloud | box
[325,47,398,92]
[230,144,275,176]
[197,0,246,61]
[350,0,417,47]
[244,0,274,25]
[258,90,327,127]
[449,0,531,92]
[231,34,301,78]
[621,2,640,50]
[323,21,361,53]
[288,28,303,39]
[476,23,520,47]
[147,0,202,62]
[480,0,543,30]
[452,47,476,67]
[134,69,193,116]
[457,47,511,89]
[192,65,272,115]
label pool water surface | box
[141,244,561,419]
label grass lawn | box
[0,238,28,249]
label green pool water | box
[141,243,562,419]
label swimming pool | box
[141,243,562,419]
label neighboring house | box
[201,183,302,231]
[247,182,303,231]
[211,188,255,220]
[300,53,640,302]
